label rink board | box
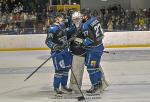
[0,31,150,51]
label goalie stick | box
[70,67,86,102]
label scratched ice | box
[0,48,150,102]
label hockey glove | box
[74,37,83,44]
[45,40,54,49]
[53,44,63,51]
[53,42,69,51]
[82,38,93,46]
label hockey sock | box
[94,70,102,84]
[88,70,97,85]
[53,73,62,89]
[61,71,69,87]
[88,70,102,86]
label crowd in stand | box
[0,1,150,34]
[94,4,150,31]
[0,0,47,34]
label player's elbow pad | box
[46,41,53,48]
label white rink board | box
[103,31,150,46]
[0,34,47,49]
[0,31,150,49]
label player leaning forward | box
[45,14,73,96]
[73,9,109,94]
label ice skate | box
[86,82,102,95]
[86,86,99,94]
[61,86,72,94]
[54,88,64,97]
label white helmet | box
[72,11,82,28]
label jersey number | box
[94,23,103,37]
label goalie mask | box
[72,11,82,28]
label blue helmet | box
[49,12,64,24]
[80,8,91,17]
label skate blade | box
[54,94,63,97]
[86,92,101,96]
[62,91,72,94]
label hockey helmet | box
[50,13,64,24]
[80,8,91,17]
[80,8,91,22]
[72,11,82,27]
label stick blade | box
[77,96,85,101]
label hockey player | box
[78,8,107,94]
[65,10,86,94]
[45,14,72,96]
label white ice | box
[0,48,150,102]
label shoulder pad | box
[48,25,58,33]
[84,17,95,26]
[90,18,99,27]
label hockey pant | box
[51,50,73,89]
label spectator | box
[139,16,145,30]
[107,17,113,31]
[133,16,139,31]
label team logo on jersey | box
[59,60,65,69]
[91,60,96,68]
[48,33,53,38]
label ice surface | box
[0,48,150,102]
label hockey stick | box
[24,52,59,81]
[70,67,86,102]
[24,56,52,81]
[24,31,78,82]
[103,50,116,55]
[83,46,116,55]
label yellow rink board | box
[49,5,80,11]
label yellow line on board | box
[0,44,150,51]
[105,44,150,48]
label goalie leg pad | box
[69,55,84,93]
[97,67,109,91]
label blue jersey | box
[66,23,77,40]
[45,23,67,51]
[80,16,104,47]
